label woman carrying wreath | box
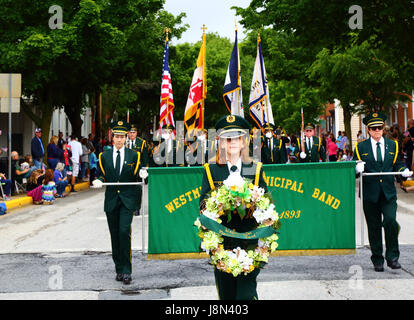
[198,115,276,300]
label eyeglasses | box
[369,126,384,131]
[305,130,313,132]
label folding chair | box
[14,180,26,194]
[0,181,5,199]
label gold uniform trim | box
[204,163,215,191]
[393,140,398,165]
[134,152,141,175]
[254,162,262,186]
[98,152,105,176]
[354,142,361,161]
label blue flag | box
[223,30,243,117]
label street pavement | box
[0,183,413,300]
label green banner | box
[148,162,356,255]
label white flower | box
[253,203,278,224]
[223,173,245,190]
[202,209,220,221]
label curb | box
[1,182,90,211]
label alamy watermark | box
[348,5,363,30]
[49,5,63,30]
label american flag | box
[159,40,175,132]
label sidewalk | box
[0,181,90,212]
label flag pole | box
[163,28,171,126]
[301,107,304,152]
[201,24,207,129]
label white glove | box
[92,179,103,188]
[300,152,307,159]
[139,168,148,179]
[401,168,413,178]
[356,161,365,174]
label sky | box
[163,0,252,44]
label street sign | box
[0,73,21,112]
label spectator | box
[26,169,44,204]
[80,137,90,181]
[62,142,73,179]
[345,149,354,161]
[0,172,12,200]
[357,130,366,142]
[326,133,338,162]
[11,151,30,192]
[53,162,68,198]
[42,169,56,205]
[89,146,98,184]
[337,149,345,161]
[31,128,45,169]
[68,135,83,192]
[57,131,65,150]
[24,155,37,177]
[336,131,342,149]
[338,131,348,152]
[47,135,63,170]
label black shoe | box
[116,273,123,281]
[374,264,384,272]
[387,260,401,269]
[123,274,132,285]
[71,187,77,193]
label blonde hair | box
[49,135,58,145]
[216,135,251,165]
[55,162,65,172]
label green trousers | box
[106,200,133,274]
[363,191,400,265]
[214,268,260,300]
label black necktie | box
[376,142,382,166]
[230,165,238,172]
[115,150,121,177]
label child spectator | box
[42,169,56,205]
[26,169,44,204]
[89,146,98,184]
[53,162,68,198]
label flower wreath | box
[194,173,281,277]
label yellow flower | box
[231,186,237,192]
[249,183,254,189]
[211,191,217,197]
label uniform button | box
[380,179,382,183]
[117,190,120,193]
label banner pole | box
[360,174,364,247]
[142,181,146,254]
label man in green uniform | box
[297,123,325,162]
[92,120,145,284]
[353,112,412,272]
[260,123,288,164]
[127,124,149,216]
[185,128,215,166]
[153,124,184,167]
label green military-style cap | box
[215,114,251,138]
[304,123,315,130]
[110,120,131,135]
[362,112,387,127]
[130,124,138,132]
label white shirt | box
[68,139,83,164]
[306,137,313,149]
[113,145,125,175]
[370,137,385,162]
[227,158,242,174]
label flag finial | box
[257,29,261,42]
[235,19,238,31]
[201,24,207,34]
[163,27,171,42]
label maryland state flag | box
[184,31,207,131]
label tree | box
[234,0,414,135]
[308,40,399,145]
